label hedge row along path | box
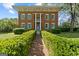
[29,32,48,56]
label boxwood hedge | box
[13,28,26,34]
[42,31,79,56]
[0,30,35,56]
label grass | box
[56,32,79,38]
[0,33,20,39]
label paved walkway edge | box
[42,39,49,56]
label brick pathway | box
[29,32,48,56]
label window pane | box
[45,23,49,29]
[45,14,49,20]
[37,14,40,21]
[21,23,25,28]
[20,14,25,20]
[51,23,55,29]
[51,14,55,20]
[27,14,32,20]
[27,23,32,29]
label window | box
[51,14,55,20]
[27,14,32,20]
[45,23,49,29]
[21,23,26,28]
[37,14,40,21]
[20,14,25,20]
[27,23,32,29]
[45,14,49,20]
[51,23,55,29]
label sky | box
[0,3,36,19]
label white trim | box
[21,23,25,24]
[27,13,31,15]
[52,14,55,15]
[45,14,49,15]
[27,23,31,24]
[35,13,42,30]
[27,23,32,29]
[40,13,41,30]
[35,13,37,30]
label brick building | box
[15,6,59,31]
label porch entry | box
[35,13,41,31]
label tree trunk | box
[70,3,75,32]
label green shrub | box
[13,28,26,34]
[60,28,78,32]
[0,30,35,56]
[52,29,61,34]
[60,28,70,32]
[0,20,16,33]
[42,31,79,56]
[76,28,79,32]
[73,28,78,31]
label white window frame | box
[20,14,25,20]
[21,23,26,28]
[45,14,49,20]
[27,14,32,20]
[27,23,32,29]
[51,14,55,20]
[45,23,49,29]
[51,23,55,29]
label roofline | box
[13,6,60,12]
[14,5,60,8]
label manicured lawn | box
[56,32,79,38]
[0,33,20,39]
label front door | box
[36,22,40,30]
[35,13,41,31]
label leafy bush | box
[60,28,78,32]
[77,29,79,32]
[0,20,16,33]
[0,30,35,56]
[13,28,26,34]
[73,28,78,31]
[60,28,70,32]
[52,29,61,34]
[42,31,79,56]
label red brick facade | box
[15,6,59,31]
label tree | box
[46,3,79,32]
[0,18,17,32]
[60,3,79,32]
